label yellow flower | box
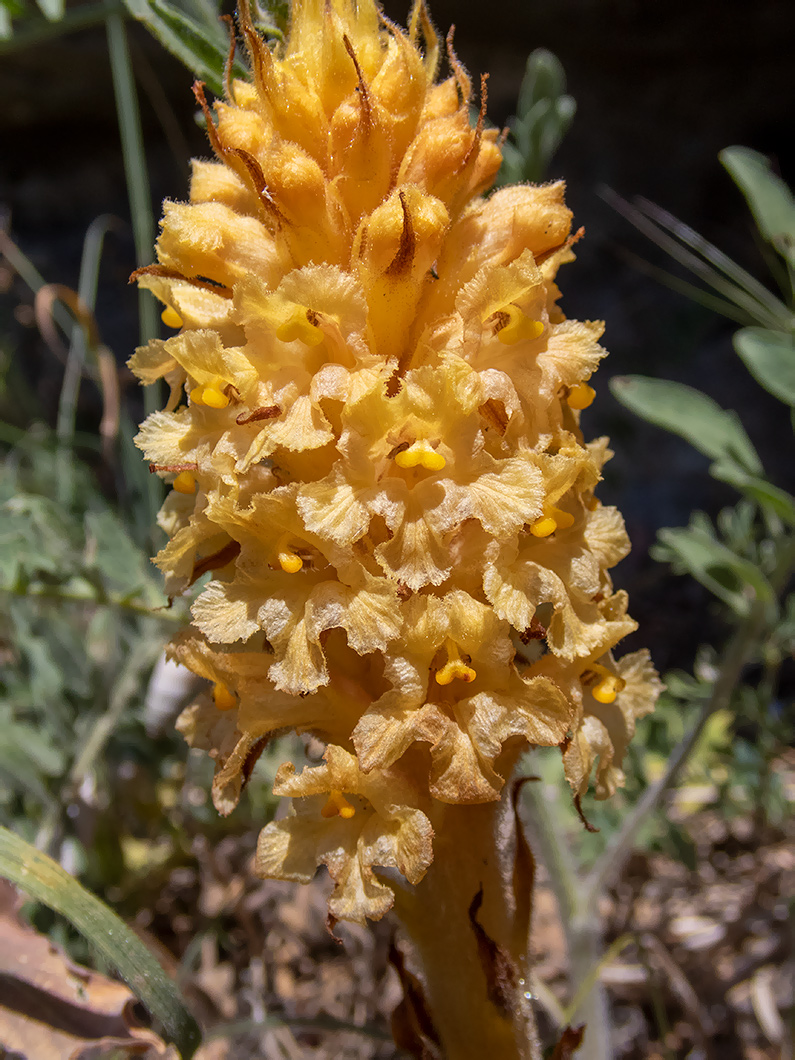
[352,590,573,802]
[130,0,659,950]
[563,649,664,800]
[256,745,433,924]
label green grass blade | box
[105,7,163,544]
[0,225,73,336]
[0,826,202,1058]
[601,186,790,330]
[105,12,158,357]
[0,4,13,39]
[57,215,122,468]
[613,246,753,326]
[635,195,793,327]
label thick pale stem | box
[393,775,541,1060]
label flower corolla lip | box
[256,746,434,924]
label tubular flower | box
[130,1,660,1054]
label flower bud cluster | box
[131,0,660,924]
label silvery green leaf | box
[652,520,774,615]
[610,375,763,475]
[720,146,795,267]
[733,327,795,406]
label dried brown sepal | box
[460,73,488,172]
[220,12,237,101]
[519,616,547,643]
[385,191,416,278]
[550,1024,586,1059]
[389,941,442,1059]
[467,886,519,1019]
[129,264,233,299]
[479,397,508,435]
[573,792,599,834]
[342,34,372,129]
[149,462,199,473]
[235,404,281,425]
[212,734,270,815]
[535,225,585,267]
[444,25,469,104]
[190,540,241,585]
[325,912,344,944]
[226,147,286,227]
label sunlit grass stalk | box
[600,186,793,331]
[105,9,159,405]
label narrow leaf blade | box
[33,0,63,20]
[0,827,202,1059]
[122,0,242,96]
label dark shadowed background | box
[1,0,793,672]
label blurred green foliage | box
[497,49,575,186]
[601,148,795,853]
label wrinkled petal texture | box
[130,0,658,921]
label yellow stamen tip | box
[591,682,618,704]
[278,551,303,573]
[567,383,596,410]
[420,451,447,471]
[213,681,237,711]
[276,308,324,347]
[583,664,626,704]
[530,515,557,538]
[435,639,477,685]
[161,306,183,329]
[200,386,230,409]
[435,662,477,685]
[530,506,574,537]
[275,532,304,573]
[494,305,545,345]
[394,442,446,471]
[172,471,196,494]
[321,790,356,819]
[190,383,230,409]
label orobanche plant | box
[129,1,660,1055]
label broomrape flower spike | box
[129,1,660,1055]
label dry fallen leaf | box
[0,879,174,1060]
